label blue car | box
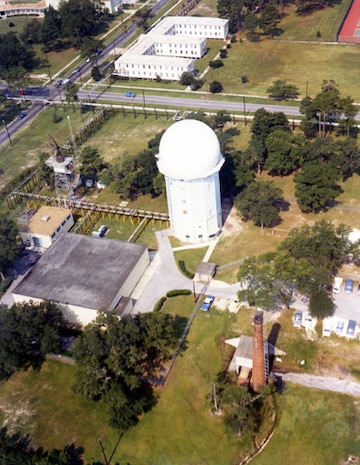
[345,279,354,293]
[124,91,136,97]
[346,320,357,338]
[200,295,215,312]
[18,112,27,120]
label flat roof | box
[22,206,72,236]
[117,54,194,67]
[153,16,229,32]
[13,233,147,310]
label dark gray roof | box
[13,233,147,310]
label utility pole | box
[2,119,13,146]
[67,115,77,157]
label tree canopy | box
[235,180,285,229]
[0,33,35,79]
[294,162,342,213]
[0,300,65,380]
[0,214,20,276]
[237,220,357,317]
[72,312,185,430]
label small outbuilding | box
[19,205,74,249]
[12,233,149,326]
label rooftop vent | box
[41,216,51,222]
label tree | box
[64,82,79,104]
[59,0,99,46]
[264,130,304,176]
[313,80,341,137]
[308,290,335,319]
[238,253,292,310]
[209,59,224,69]
[0,215,20,276]
[235,180,284,229]
[38,152,55,189]
[267,80,300,100]
[210,80,223,93]
[41,5,62,50]
[237,221,355,315]
[338,95,357,137]
[81,36,104,65]
[0,301,64,380]
[91,66,103,81]
[249,109,289,174]
[220,384,271,437]
[259,5,281,38]
[20,18,42,45]
[294,162,342,213]
[0,428,84,464]
[134,7,153,31]
[72,312,182,429]
[217,0,244,33]
[179,71,194,86]
[80,146,106,177]
[0,33,35,79]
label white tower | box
[157,119,224,243]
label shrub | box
[153,296,167,312]
[179,71,194,86]
[178,260,195,279]
[209,59,224,69]
[209,80,223,94]
[230,35,237,43]
[241,74,249,84]
[219,49,227,59]
[166,289,192,298]
[190,78,203,91]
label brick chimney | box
[251,311,266,392]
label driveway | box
[280,372,360,397]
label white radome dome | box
[157,119,224,180]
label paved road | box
[80,89,305,118]
[281,372,360,397]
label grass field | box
[251,385,360,465]
[1,305,360,464]
[210,39,360,100]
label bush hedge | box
[166,289,192,298]
[178,260,195,279]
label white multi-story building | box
[113,16,229,81]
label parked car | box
[335,320,345,335]
[99,225,108,237]
[55,78,63,88]
[293,310,302,328]
[124,91,136,97]
[357,283,360,295]
[346,320,357,338]
[200,295,215,312]
[345,278,354,293]
[332,276,343,293]
[18,112,27,120]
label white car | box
[332,277,343,293]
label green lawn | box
[1,305,360,464]
[211,40,360,100]
[252,385,360,465]
[278,1,352,41]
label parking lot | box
[332,288,360,322]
